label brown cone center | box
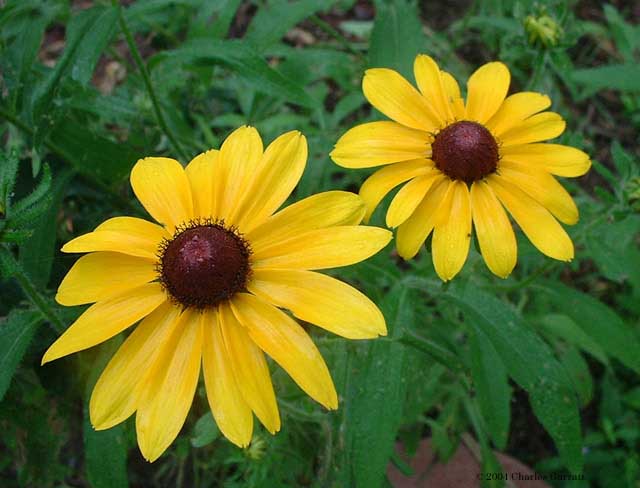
[160,225,250,308]
[432,121,499,182]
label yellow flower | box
[43,127,391,462]
[331,55,591,281]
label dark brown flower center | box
[432,121,499,183]
[159,223,250,309]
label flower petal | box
[232,131,307,232]
[498,161,579,224]
[331,121,430,168]
[185,149,218,218]
[500,143,591,177]
[465,62,511,123]
[432,181,471,281]
[201,309,253,448]
[90,303,180,430]
[130,158,193,232]
[363,68,441,131]
[56,252,157,306]
[42,283,166,364]
[500,112,565,146]
[486,92,551,136]
[470,181,517,278]
[396,176,449,259]
[488,175,574,261]
[231,293,338,410]
[386,171,441,228]
[247,191,366,248]
[414,55,453,122]
[251,226,392,270]
[441,70,466,119]
[218,303,280,434]
[62,217,167,259]
[248,269,386,339]
[135,309,202,462]
[359,159,432,222]
[218,126,263,217]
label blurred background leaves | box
[1,0,639,487]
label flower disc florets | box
[432,121,499,183]
[158,220,251,309]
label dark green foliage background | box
[1,0,639,487]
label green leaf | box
[151,39,318,108]
[469,329,511,450]
[559,346,593,407]
[342,284,413,488]
[11,163,52,218]
[0,149,19,216]
[537,281,640,374]
[446,283,583,473]
[191,413,220,448]
[538,314,608,365]
[0,308,43,401]
[570,64,640,93]
[245,0,331,49]
[83,412,128,488]
[369,0,425,78]
[70,7,119,86]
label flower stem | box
[0,245,66,333]
[114,2,189,162]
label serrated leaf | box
[151,39,318,108]
[342,284,413,488]
[446,283,583,474]
[0,308,43,401]
[369,0,425,78]
[537,281,640,374]
[11,164,51,217]
[191,413,220,447]
[469,329,511,450]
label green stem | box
[309,15,364,58]
[114,2,189,162]
[0,245,66,333]
[398,329,465,372]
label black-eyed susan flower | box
[331,55,591,281]
[43,127,391,461]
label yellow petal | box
[500,143,591,177]
[488,175,574,261]
[56,252,157,306]
[135,309,202,462]
[441,70,466,119]
[386,171,440,228]
[359,159,432,222]
[201,309,253,448]
[248,269,386,339]
[42,283,166,364]
[130,158,193,232]
[396,176,449,259]
[330,121,430,168]
[362,68,441,131]
[252,226,392,270]
[500,112,566,146]
[465,62,511,123]
[470,181,517,278]
[90,303,181,430]
[185,149,218,218]
[485,92,551,136]
[498,161,579,224]
[218,126,263,217]
[231,293,338,410]
[232,131,307,232]
[247,191,366,248]
[62,217,167,259]
[432,181,471,281]
[219,303,280,434]
[414,54,453,122]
